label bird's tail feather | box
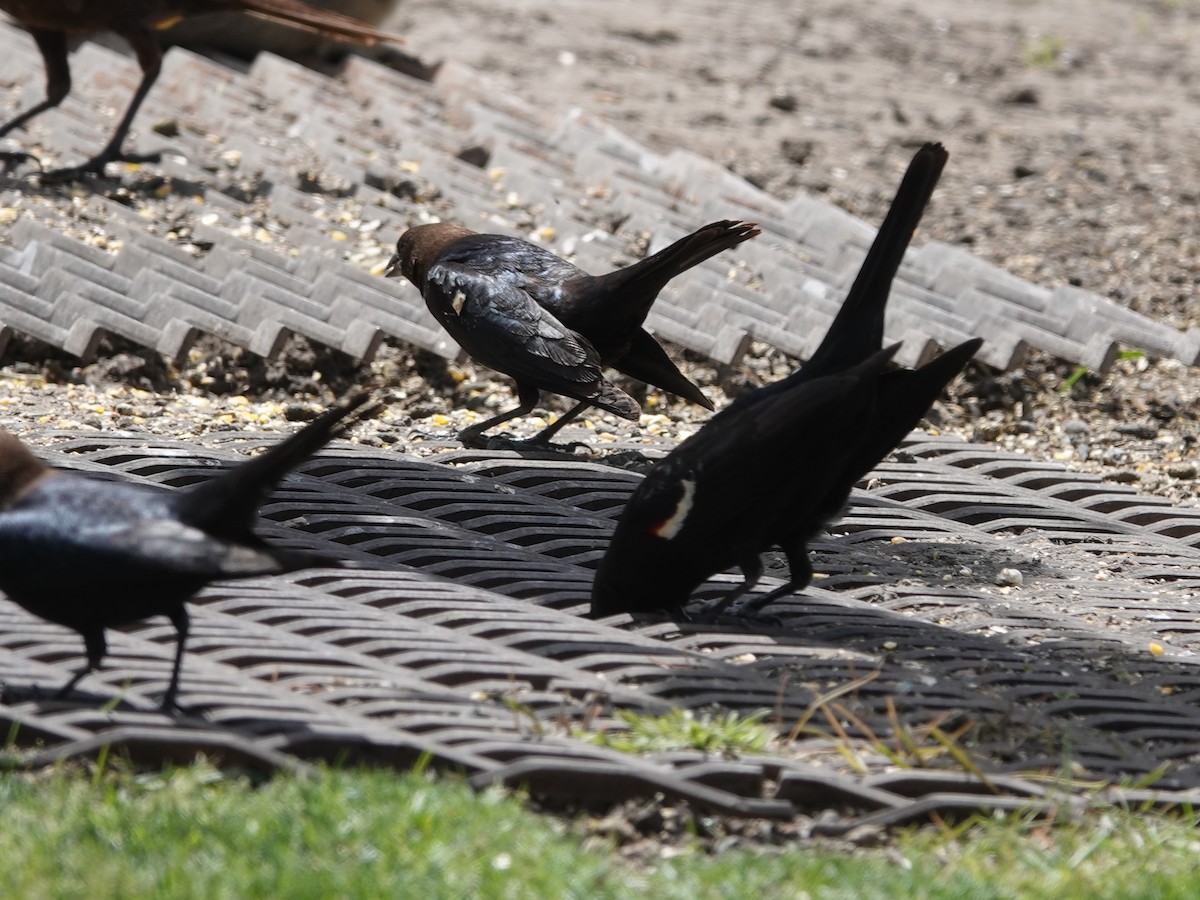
[588,220,760,306]
[614,328,713,410]
[176,390,375,537]
[802,143,949,379]
[225,0,403,44]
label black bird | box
[591,142,983,618]
[385,219,759,447]
[0,0,403,179]
[0,391,371,708]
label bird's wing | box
[602,369,869,594]
[426,260,603,386]
[640,371,866,512]
[842,337,982,483]
[438,235,586,302]
[0,511,282,587]
[108,519,289,577]
[640,345,902,522]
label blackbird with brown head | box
[0,390,372,709]
[385,219,758,447]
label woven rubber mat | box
[2,429,1199,831]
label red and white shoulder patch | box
[650,478,696,540]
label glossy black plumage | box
[538,219,760,401]
[0,391,371,708]
[385,219,758,447]
[591,142,982,618]
[592,345,906,617]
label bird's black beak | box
[383,252,402,278]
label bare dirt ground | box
[387,0,1200,501]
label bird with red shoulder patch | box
[591,143,982,620]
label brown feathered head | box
[0,431,53,509]
[384,222,476,287]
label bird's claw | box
[495,436,590,454]
[458,431,587,454]
[161,695,204,718]
[483,435,523,451]
[688,599,785,628]
[541,438,592,454]
[1,681,45,705]
[0,150,43,176]
[457,430,491,450]
[724,603,785,627]
[37,149,162,183]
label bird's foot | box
[522,437,592,454]
[1,681,46,705]
[689,601,785,628]
[483,436,525,451]
[492,435,590,454]
[457,426,492,450]
[0,150,43,176]
[458,431,583,453]
[159,694,205,718]
[700,578,802,623]
[38,148,162,183]
[726,599,786,626]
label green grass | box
[580,707,776,756]
[1,762,1200,898]
[1022,34,1066,68]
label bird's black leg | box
[728,579,799,618]
[458,382,541,448]
[53,628,107,700]
[161,606,189,711]
[0,29,69,173]
[728,544,813,617]
[39,27,164,181]
[519,400,591,447]
[700,554,765,618]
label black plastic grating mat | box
[1,428,1199,830]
